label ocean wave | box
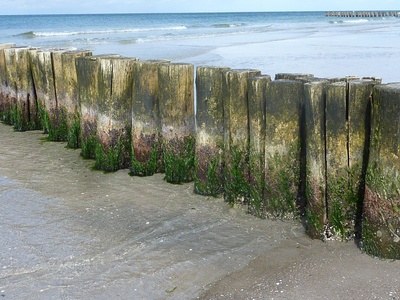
[330,19,369,24]
[212,23,246,28]
[14,26,187,38]
[14,31,36,38]
[118,38,139,44]
[343,19,369,23]
[115,26,273,45]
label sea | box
[1,11,400,82]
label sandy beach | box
[0,122,399,299]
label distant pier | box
[326,11,400,17]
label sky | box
[0,0,398,15]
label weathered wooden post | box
[248,75,271,216]
[2,46,35,129]
[29,49,59,137]
[304,80,328,238]
[223,69,261,205]
[52,50,92,148]
[363,83,400,259]
[0,44,15,121]
[8,47,39,131]
[158,63,195,184]
[2,47,19,126]
[194,66,230,196]
[264,79,303,218]
[76,54,121,159]
[347,79,378,237]
[43,49,73,141]
[95,57,137,172]
[275,73,314,80]
[131,60,168,176]
[325,81,350,238]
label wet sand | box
[0,122,399,300]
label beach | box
[0,119,399,299]
[1,11,400,300]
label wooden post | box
[76,54,121,159]
[158,63,195,184]
[248,75,271,216]
[304,80,328,238]
[275,73,314,80]
[131,60,169,176]
[363,83,400,259]
[347,79,378,236]
[12,47,38,131]
[52,50,92,148]
[0,44,15,121]
[222,69,261,205]
[2,47,19,126]
[264,79,304,218]
[194,66,230,196]
[95,57,137,172]
[29,49,60,137]
[325,81,349,238]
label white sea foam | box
[17,25,188,38]
[342,19,369,24]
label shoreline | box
[0,123,399,299]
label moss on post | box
[2,47,18,127]
[0,44,15,122]
[264,79,303,219]
[362,83,400,259]
[348,79,378,238]
[304,81,328,238]
[95,57,136,172]
[158,63,195,184]
[248,75,271,217]
[131,60,168,176]
[76,56,100,158]
[194,66,230,196]
[76,54,121,159]
[223,69,261,205]
[275,73,314,80]
[53,50,92,148]
[30,49,61,137]
[325,81,351,239]
[10,47,39,131]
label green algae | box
[223,145,249,206]
[66,111,81,149]
[95,141,122,172]
[38,99,69,142]
[306,208,324,238]
[81,134,97,159]
[264,142,300,219]
[194,152,223,197]
[131,142,158,177]
[38,100,50,134]
[11,103,24,131]
[326,168,359,240]
[163,135,195,184]
[362,165,400,259]
[361,218,383,258]
[94,132,131,172]
[248,177,264,218]
[248,145,265,218]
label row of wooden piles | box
[325,11,400,17]
[0,43,399,259]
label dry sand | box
[0,122,399,300]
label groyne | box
[326,11,400,17]
[0,44,399,259]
